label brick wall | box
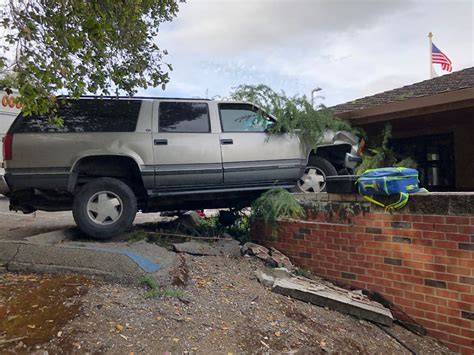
[252,193,474,354]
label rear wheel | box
[73,178,137,239]
[297,156,337,193]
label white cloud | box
[153,0,473,105]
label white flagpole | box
[428,32,438,78]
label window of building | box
[159,102,210,133]
[392,134,455,191]
[219,103,273,132]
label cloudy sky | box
[143,0,473,106]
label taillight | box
[357,138,365,155]
[3,133,13,161]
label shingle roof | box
[332,67,474,114]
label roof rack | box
[56,95,211,101]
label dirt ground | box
[0,251,453,354]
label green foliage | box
[230,84,358,148]
[139,276,183,299]
[1,0,182,117]
[355,124,417,174]
[227,214,251,243]
[251,188,305,234]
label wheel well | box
[311,144,351,169]
[71,155,146,198]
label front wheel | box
[73,178,137,239]
[296,156,337,193]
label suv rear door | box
[153,100,223,188]
[218,103,305,186]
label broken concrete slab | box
[242,242,270,258]
[24,229,72,244]
[272,276,393,326]
[269,247,294,270]
[255,270,275,287]
[172,239,241,258]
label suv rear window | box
[159,102,210,133]
[9,99,141,133]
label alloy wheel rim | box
[86,191,123,225]
[297,166,326,193]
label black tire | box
[296,156,338,193]
[72,177,137,239]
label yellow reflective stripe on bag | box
[362,192,409,212]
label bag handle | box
[362,192,410,212]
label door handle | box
[220,139,233,145]
[154,139,168,146]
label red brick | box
[448,282,472,293]
[448,334,473,347]
[392,266,413,275]
[404,290,425,301]
[403,306,425,318]
[424,215,445,224]
[412,238,433,246]
[460,293,474,303]
[373,249,392,257]
[435,256,459,266]
[402,214,423,222]
[459,328,474,340]
[434,224,458,233]
[448,317,472,329]
[446,249,472,259]
[392,281,414,291]
[413,222,434,231]
[446,216,471,225]
[422,246,446,256]
[415,254,435,262]
[458,225,474,234]
[458,259,474,268]
[404,260,424,269]
[403,275,424,285]
[426,295,447,306]
[434,273,459,283]
[393,296,415,308]
[435,289,462,300]
[437,306,460,317]
[424,311,448,323]
[384,272,404,281]
[384,287,404,297]
[433,240,458,249]
[414,301,437,312]
[413,285,435,295]
[447,300,473,311]
[413,269,435,278]
[349,253,365,261]
[427,329,450,342]
[423,263,447,273]
[417,317,438,329]
[444,233,470,242]
[437,322,461,335]
[422,231,445,240]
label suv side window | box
[10,99,141,133]
[219,103,273,132]
[159,102,210,133]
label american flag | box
[432,43,452,72]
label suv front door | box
[153,101,223,189]
[218,103,305,187]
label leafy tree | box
[230,84,358,148]
[0,0,182,117]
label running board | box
[148,184,295,197]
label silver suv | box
[2,97,362,238]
